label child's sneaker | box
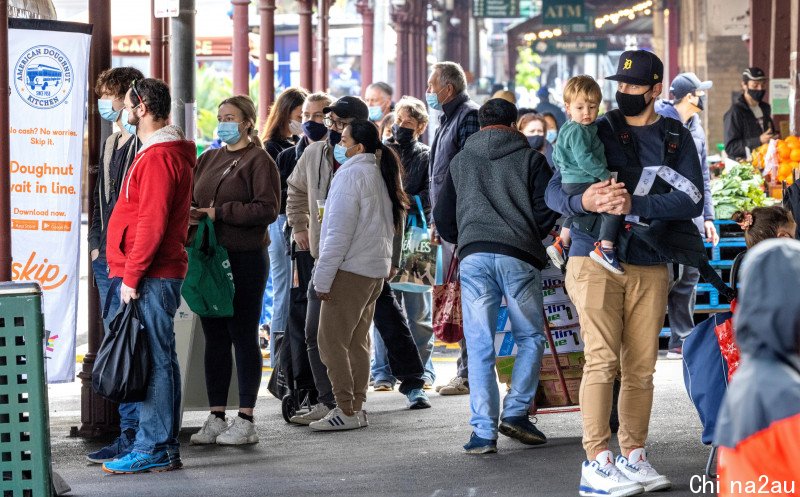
[590,243,625,274]
[614,448,672,492]
[546,236,570,270]
[579,450,644,497]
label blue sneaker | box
[406,388,431,410]
[590,243,625,274]
[102,450,179,474]
[463,432,497,454]
[86,429,136,464]
[499,415,547,445]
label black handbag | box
[92,297,151,403]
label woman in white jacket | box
[310,120,408,431]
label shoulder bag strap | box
[210,145,254,207]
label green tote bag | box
[181,216,235,317]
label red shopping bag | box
[432,255,463,343]
[714,299,741,381]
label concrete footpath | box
[47,356,716,497]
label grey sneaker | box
[216,416,259,445]
[289,404,331,426]
[190,414,229,445]
[438,376,469,395]
[373,381,394,392]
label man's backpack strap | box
[605,109,640,167]
[662,117,682,169]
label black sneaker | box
[499,416,547,445]
[86,428,136,464]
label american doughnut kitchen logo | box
[14,45,74,109]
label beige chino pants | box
[564,257,669,460]
[318,270,384,413]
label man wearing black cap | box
[656,73,719,360]
[723,67,777,160]
[546,50,704,495]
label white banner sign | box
[9,20,92,383]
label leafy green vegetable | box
[711,163,777,219]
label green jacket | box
[552,120,610,184]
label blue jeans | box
[93,256,140,432]
[125,277,183,455]
[459,253,546,441]
[267,215,291,366]
[371,290,436,384]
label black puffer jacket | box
[723,94,774,160]
[275,136,311,215]
[386,137,430,217]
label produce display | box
[751,136,799,184]
[710,161,776,220]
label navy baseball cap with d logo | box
[606,50,664,86]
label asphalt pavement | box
[47,354,716,497]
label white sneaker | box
[356,410,368,427]
[309,407,363,431]
[579,450,645,497]
[615,448,672,492]
[190,414,229,445]
[216,416,259,445]
[437,376,469,395]
[289,404,330,426]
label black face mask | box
[615,89,653,117]
[392,125,415,146]
[695,95,706,112]
[747,88,766,103]
[328,130,342,146]
[527,135,545,151]
[302,121,328,142]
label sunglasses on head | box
[130,79,144,107]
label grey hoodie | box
[715,238,800,448]
[433,126,559,269]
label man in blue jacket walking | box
[655,73,719,359]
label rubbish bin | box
[0,282,51,497]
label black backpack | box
[581,109,735,302]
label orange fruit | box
[790,149,800,162]
[786,135,798,145]
[779,146,791,160]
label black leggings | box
[200,249,269,409]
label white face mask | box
[289,120,303,136]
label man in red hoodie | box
[101,78,195,474]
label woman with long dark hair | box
[309,119,408,431]
[259,87,308,364]
[260,87,308,161]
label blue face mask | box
[333,143,355,164]
[217,122,242,145]
[120,109,137,135]
[98,99,121,122]
[368,106,383,121]
[546,129,558,144]
[426,91,442,111]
